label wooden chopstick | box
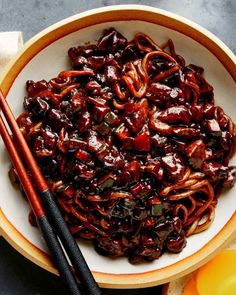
[0,115,82,295]
[0,89,101,295]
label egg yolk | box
[196,250,236,295]
[182,250,236,295]
[215,275,236,295]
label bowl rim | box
[0,4,236,289]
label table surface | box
[0,0,235,294]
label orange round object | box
[196,250,236,295]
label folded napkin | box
[0,31,23,72]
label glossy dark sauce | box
[14,29,236,263]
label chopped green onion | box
[151,203,163,216]
[94,121,110,136]
[104,111,118,125]
[98,173,116,188]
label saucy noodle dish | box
[11,29,236,264]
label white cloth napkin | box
[0,31,23,72]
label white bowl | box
[0,5,235,289]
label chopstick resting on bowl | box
[0,114,82,295]
[0,89,102,295]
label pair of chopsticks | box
[0,89,102,295]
